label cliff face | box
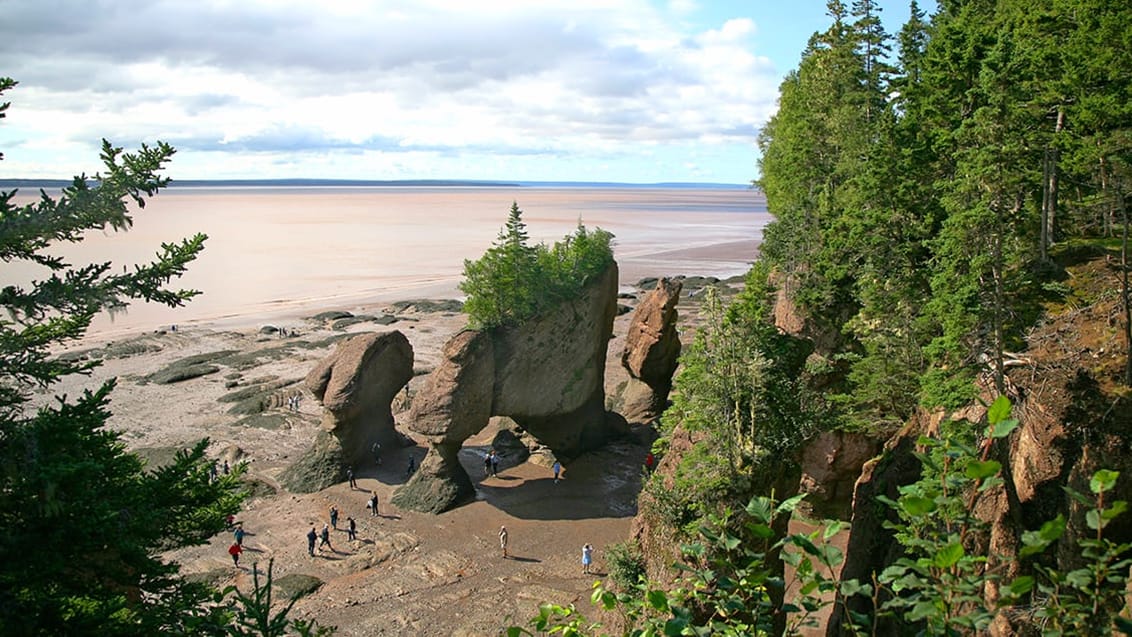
[393,263,627,513]
[628,253,1131,635]
[828,253,1132,635]
[619,278,683,424]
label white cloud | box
[668,0,698,15]
[0,0,778,182]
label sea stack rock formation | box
[393,263,627,513]
[280,330,413,493]
[619,277,683,423]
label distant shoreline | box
[0,177,755,191]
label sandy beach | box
[16,187,764,635]
[7,186,767,341]
[39,272,745,636]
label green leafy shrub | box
[604,542,646,591]
[459,202,613,329]
[507,397,1132,636]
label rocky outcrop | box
[279,430,347,494]
[630,422,706,580]
[797,430,882,521]
[619,278,682,423]
[824,413,935,635]
[828,379,1132,636]
[282,331,413,492]
[394,264,626,513]
[770,269,845,356]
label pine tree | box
[0,78,245,634]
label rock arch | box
[392,264,629,513]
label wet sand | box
[6,186,767,340]
[16,186,767,635]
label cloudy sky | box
[1,0,931,185]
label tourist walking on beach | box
[484,450,493,477]
[329,504,339,530]
[319,524,332,551]
[233,524,246,547]
[346,517,357,541]
[499,525,509,559]
[369,491,379,517]
[491,451,500,476]
[552,460,563,484]
[582,543,594,574]
[307,526,317,557]
[228,542,242,568]
[347,466,357,489]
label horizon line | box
[0,177,758,190]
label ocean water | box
[5,186,770,337]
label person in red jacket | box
[645,452,655,473]
[228,542,242,568]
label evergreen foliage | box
[459,202,614,329]
[515,0,1132,633]
[0,78,248,634]
[756,0,1132,417]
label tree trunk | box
[1041,147,1051,262]
[1101,156,1130,387]
[1119,188,1131,387]
[1049,108,1065,244]
[1040,108,1065,261]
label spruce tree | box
[0,78,244,635]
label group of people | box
[227,522,247,567]
[484,449,501,477]
[286,392,303,412]
[222,444,652,579]
[498,525,596,575]
[305,504,361,557]
[208,459,231,483]
[307,524,334,556]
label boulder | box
[396,263,627,513]
[390,442,475,514]
[620,278,682,423]
[278,430,345,494]
[406,330,495,444]
[828,381,1132,636]
[300,330,414,470]
[490,425,531,466]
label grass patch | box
[214,346,296,371]
[274,573,323,601]
[170,350,241,367]
[146,363,220,384]
[388,299,464,314]
[232,413,290,430]
[133,445,186,471]
[218,378,293,404]
[331,316,371,330]
[309,310,353,321]
[293,334,354,350]
[241,476,278,499]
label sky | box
[0,0,935,185]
